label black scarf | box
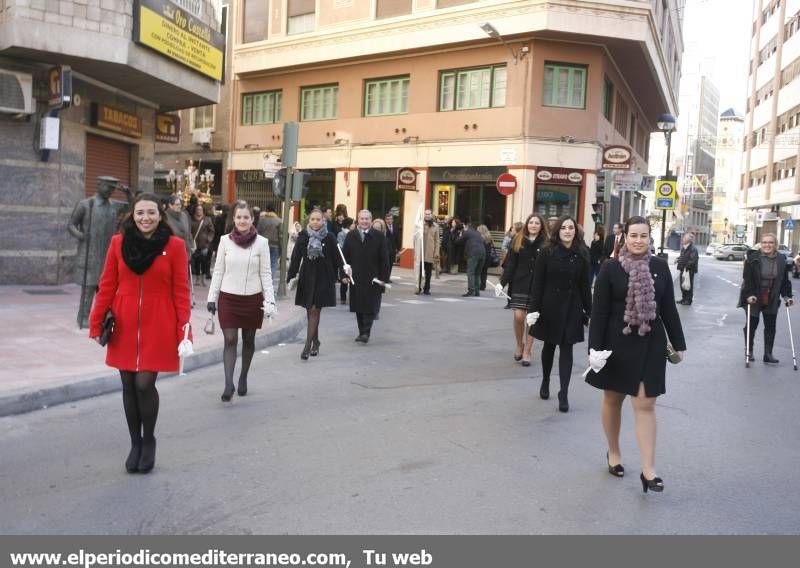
[122,223,171,275]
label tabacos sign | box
[602,145,632,170]
[536,168,583,186]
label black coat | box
[738,250,793,314]
[589,239,604,267]
[500,235,544,298]
[287,232,342,309]
[677,243,699,273]
[456,228,486,258]
[385,224,401,259]
[529,244,592,345]
[341,228,390,314]
[586,257,686,397]
[603,234,624,259]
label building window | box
[288,0,315,35]
[614,96,628,136]
[376,0,413,19]
[242,0,268,43]
[300,85,338,121]
[602,76,613,121]
[542,63,587,109]
[192,105,214,130]
[364,76,410,116]
[242,91,282,125]
[439,65,506,111]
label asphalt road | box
[1,258,799,534]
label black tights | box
[305,306,321,347]
[540,342,574,394]
[120,371,159,444]
[222,328,257,390]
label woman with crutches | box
[739,233,794,365]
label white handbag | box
[681,270,691,291]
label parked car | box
[714,244,750,261]
[706,243,721,255]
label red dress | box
[89,235,193,372]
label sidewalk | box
[0,282,305,417]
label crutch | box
[336,244,354,285]
[787,302,798,371]
[745,303,751,368]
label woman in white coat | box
[207,202,276,402]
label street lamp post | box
[657,113,676,258]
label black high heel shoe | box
[310,338,320,357]
[557,390,569,412]
[125,441,142,474]
[137,438,156,473]
[640,472,664,493]
[300,341,311,360]
[607,452,624,477]
[539,379,550,400]
[513,349,523,362]
[221,384,235,402]
[237,378,248,397]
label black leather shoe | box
[557,391,569,412]
[423,290,431,295]
[138,438,156,473]
[539,380,550,400]
[126,441,142,473]
[607,452,624,477]
[237,379,248,396]
[310,338,320,356]
[221,385,235,402]
[640,472,664,493]
[461,291,473,297]
[355,334,369,343]
[764,353,780,364]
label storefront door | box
[363,181,403,221]
[85,134,131,199]
[454,184,505,231]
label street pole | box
[658,129,672,258]
[277,167,293,299]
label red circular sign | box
[496,173,517,196]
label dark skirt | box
[509,292,531,311]
[218,290,264,330]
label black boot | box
[125,440,142,474]
[539,379,550,400]
[138,437,156,473]
[557,390,569,412]
[764,327,778,364]
[763,353,780,364]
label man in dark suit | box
[384,212,401,281]
[455,219,487,296]
[341,210,391,343]
[603,222,625,260]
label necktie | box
[613,235,620,258]
[360,230,366,242]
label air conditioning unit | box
[0,69,34,114]
[192,129,212,147]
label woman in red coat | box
[90,192,192,474]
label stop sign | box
[496,173,517,196]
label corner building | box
[231,0,683,264]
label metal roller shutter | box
[84,133,131,198]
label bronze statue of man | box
[68,176,133,328]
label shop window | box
[535,186,579,219]
[602,76,613,121]
[454,185,506,231]
[439,65,506,111]
[242,0,268,43]
[543,62,586,109]
[192,105,214,131]
[363,182,404,224]
[364,76,410,116]
[300,85,338,121]
[287,0,315,35]
[242,90,282,125]
[377,0,412,19]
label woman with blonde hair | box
[500,214,547,366]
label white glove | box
[588,348,613,373]
[343,263,352,276]
[263,302,277,318]
[526,312,540,326]
[494,282,505,297]
[178,339,194,358]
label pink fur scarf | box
[618,245,657,336]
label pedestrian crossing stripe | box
[400,300,433,305]
[433,298,464,302]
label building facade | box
[711,108,746,243]
[229,0,683,264]
[742,0,800,249]
[0,0,223,284]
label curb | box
[0,309,306,418]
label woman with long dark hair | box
[528,215,591,412]
[586,216,686,493]
[89,193,192,473]
[287,208,343,360]
[207,201,275,401]
[500,213,547,366]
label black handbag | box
[488,247,500,268]
[98,310,115,346]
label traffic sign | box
[496,173,518,196]
[786,218,795,230]
[654,180,677,210]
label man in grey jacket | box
[257,204,282,281]
[455,219,486,297]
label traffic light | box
[291,171,312,203]
[272,168,287,200]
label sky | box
[680,0,754,114]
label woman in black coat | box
[589,224,606,285]
[586,216,686,494]
[287,209,343,360]
[529,215,591,412]
[500,213,546,366]
[738,233,794,364]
